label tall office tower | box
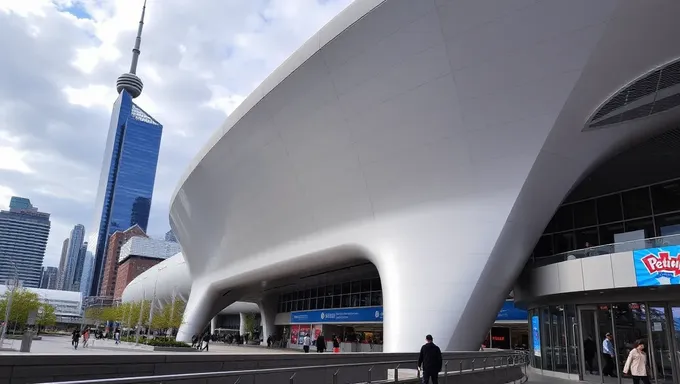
[87,0,163,296]
[40,266,59,289]
[71,242,88,290]
[62,224,85,291]
[79,251,94,299]
[56,238,69,290]
[0,197,51,288]
[164,230,177,242]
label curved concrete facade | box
[121,253,258,315]
[169,0,680,351]
[514,252,638,304]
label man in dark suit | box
[418,334,443,384]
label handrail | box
[38,351,530,384]
[531,232,680,267]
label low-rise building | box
[0,285,82,324]
[113,237,181,300]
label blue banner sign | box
[290,301,525,324]
[291,307,383,324]
[496,300,528,321]
[531,316,541,357]
[633,246,680,286]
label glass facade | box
[529,302,680,383]
[277,275,382,313]
[532,178,680,263]
[89,90,162,296]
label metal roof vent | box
[586,58,680,130]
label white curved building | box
[167,0,680,352]
[121,252,258,315]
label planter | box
[153,346,198,352]
[7,335,42,341]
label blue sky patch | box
[57,1,92,20]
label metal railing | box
[532,232,680,267]
[38,350,530,384]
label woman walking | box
[623,339,650,384]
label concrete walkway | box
[0,335,300,355]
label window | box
[553,206,574,232]
[575,227,599,248]
[651,181,680,214]
[622,187,652,219]
[597,194,623,224]
[599,222,625,245]
[573,199,598,228]
[533,235,555,258]
[553,232,576,253]
[625,218,655,238]
[655,213,680,236]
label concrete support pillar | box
[210,316,217,334]
[239,312,246,336]
[258,295,277,346]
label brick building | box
[99,224,147,298]
[113,237,182,300]
[114,256,162,300]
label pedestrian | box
[623,339,650,384]
[191,334,198,349]
[602,332,617,377]
[114,329,120,345]
[267,335,272,348]
[82,329,90,348]
[71,329,80,350]
[201,333,211,352]
[584,336,596,374]
[418,334,442,384]
[332,335,340,353]
[316,334,326,353]
[302,334,310,353]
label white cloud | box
[63,84,116,109]
[0,146,33,174]
[0,0,354,268]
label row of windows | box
[534,212,680,257]
[535,180,680,258]
[546,180,680,233]
[277,277,381,304]
[278,291,383,313]
[278,276,382,313]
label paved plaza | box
[0,335,300,355]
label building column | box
[258,295,277,346]
[176,283,217,342]
[239,313,246,336]
[210,316,217,334]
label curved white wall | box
[121,253,258,315]
[170,0,680,351]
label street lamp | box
[0,256,20,346]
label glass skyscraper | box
[88,0,163,296]
[0,197,51,288]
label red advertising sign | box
[290,325,300,345]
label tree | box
[243,313,257,334]
[36,304,57,333]
[0,288,41,330]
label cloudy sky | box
[0,0,353,267]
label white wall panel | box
[167,0,680,351]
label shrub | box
[146,337,191,348]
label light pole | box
[0,258,20,346]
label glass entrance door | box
[578,306,605,383]
[668,305,680,384]
[649,304,674,384]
